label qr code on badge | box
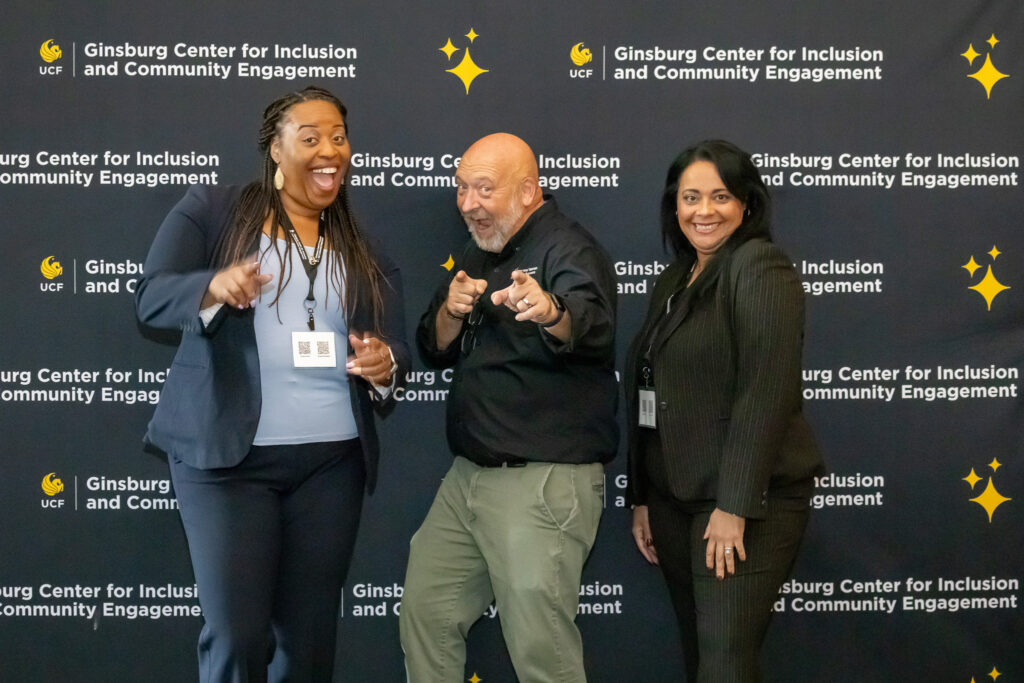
[316,340,330,356]
[297,341,312,357]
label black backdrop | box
[3,2,1022,681]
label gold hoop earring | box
[274,166,285,190]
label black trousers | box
[647,488,808,683]
[169,439,365,683]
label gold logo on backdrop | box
[40,39,62,63]
[961,34,1009,99]
[41,473,64,496]
[442,254,455,271]
[41,256,63,279]
[963,459,1010,522]
[961,246,1009,311]
[439,28,489,94]
[468,674,483,683]
[970,665,1003,682]
[570,43,593,66]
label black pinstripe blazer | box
[625,237,824,519]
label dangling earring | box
[274,166,285,190]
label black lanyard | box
[639,263,696,386]
[280,212,325,331]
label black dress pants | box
[169,439,365,683]
[647,488,808,683]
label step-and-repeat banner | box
[3,1,1021,681]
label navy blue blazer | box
[136,184,409,493]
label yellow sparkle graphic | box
[987,245,1001,260]
[987,34,999,49]
[988,458,1002,472]
[962,256,981,277]
[970,477,1011,522]
[963,468,982,489]
[442,254,455,271]
[465,28,479,43]
[968,265,1010,310]
[447,49,489,94]
[439,38,458,60]
[961,44,980,65]
[468,675,482,683]
[969,54,1009,99]
[988,666,1001,680]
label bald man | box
[399,133,619,682]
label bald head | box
[455,133,544,252]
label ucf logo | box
[570,42,593,79]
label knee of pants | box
[199,620,273,663]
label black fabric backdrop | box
[2,2,1022,681]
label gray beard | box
[469,225,508,253]
[466,200,524,253]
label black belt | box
[468,455,530,468]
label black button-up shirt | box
[417,197,619,465]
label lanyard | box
[640,262,697,385]
[280,212,325,331]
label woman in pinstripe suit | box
[626,140,824,682]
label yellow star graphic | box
[466,28,479,43]
[447,49,489,94]
[468,674,482,683]
[442,254,455,271]
[962,256,981,277]
[970,477,1011,522]
[963,468,982,489]
[988,245,1001,260]
[968,266,1010,310]
[961,44,980,65]
[439,38,459,60]
[988,666,1001,680]
[988,458,1002,472]
[969,54,1009,99]
[987,34,999,49]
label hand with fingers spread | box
[203,261,272,310]
[703,508,746,580]
[490,269,559,325]
[346,333,395,386]
[631,505,659,565]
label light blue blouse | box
[251,233,358,445]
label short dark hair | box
[660,139,772,260]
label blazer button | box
[658,401,668,411]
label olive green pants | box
[400,456,604,683]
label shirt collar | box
[496,194,557,258]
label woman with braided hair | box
[136,86,408,682]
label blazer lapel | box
[651,283,696,355]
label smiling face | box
[454,133,541,253]
[455,153,524,252]
[676,160,746,265]
[270,99,350,215]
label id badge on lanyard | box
[638,365,656,429]
[292,331,337,367]
[639,289,678,430]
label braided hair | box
[215,85,387,333]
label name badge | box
[638,388,657,429]
[292,331,337,368]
